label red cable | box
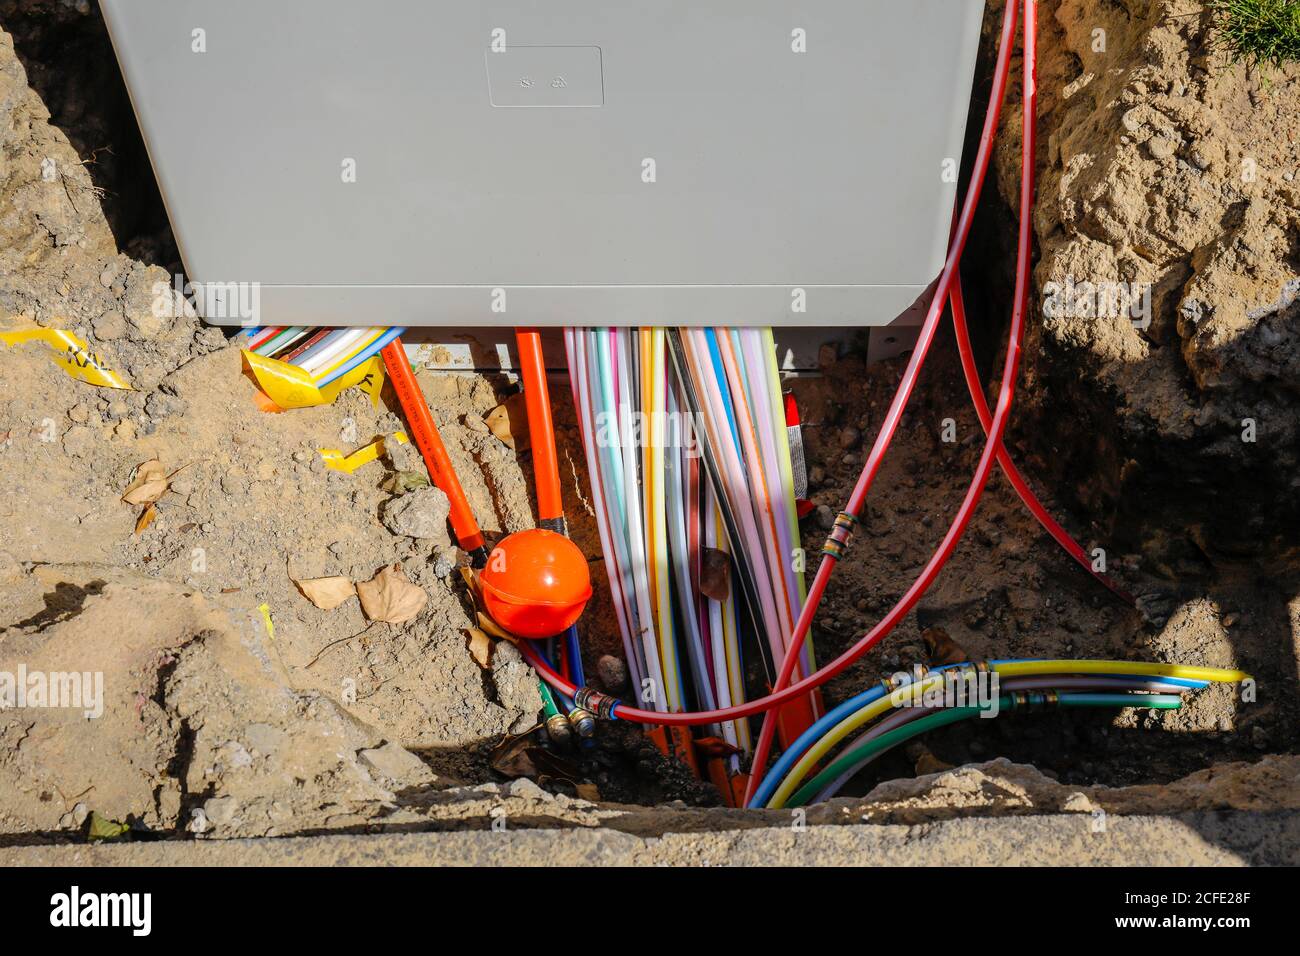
[519,0,1040,739]
[948,275,1135,605]
[738,0,1024,803]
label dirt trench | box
[0,1,1295,857]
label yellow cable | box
[993,660,1249,683]
[767,674,945,808]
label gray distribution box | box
[101,1,986,329]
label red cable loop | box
[948,276,1135,605]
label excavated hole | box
[1,3,1283,821]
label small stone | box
[838,426,862,450]
[430,549,456,578]
[815,504,836,530]
[68,403,90,424]
[195,326,225,351]
[91,310,127,341]
[1061,791,1096,813]
[597,654,629,691]
[507,777,549,800]
[808,465,826,486]
[292,449,310,464]
[220,473,247,496]
[381,485,452,541]
[202,795,239,826]
[817,343,839,368]
[125,304,168,340]
[1147,136,1177,161]
[358,741,430,783]
[145,391,187,420]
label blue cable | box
[703,329,741,448]
[564,624,585,689]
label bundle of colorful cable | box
[242,325,405,388]
[565,327,816,774]
[750,658,1248,809]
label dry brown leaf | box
[294,575,356,611]
[466,627,494,669]
[357,564,427,624]
[921,626,968,667]
[458,565,480,598]
[574,783,601,802]
[476,610,518,643]
[134,503,156,535]
[122,459,170,505]
[489,731,539,778]
[484,392,529,451]
[699,547,732,601]
[484,404,515,449]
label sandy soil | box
[0,1,1295,857]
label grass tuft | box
[1209,0,1300,69]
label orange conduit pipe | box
[381,339,489,565]
[514,330,566,528]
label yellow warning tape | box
[319,431,409,474]
[242,350,385,410]
[257,603,275,641]
[1,327,131,390]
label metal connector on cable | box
[820,511,859,560]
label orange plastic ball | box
[478,529,592,639]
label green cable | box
[1057,693,1182,708]
[785,692,1182,808]
[537,679,562,721]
